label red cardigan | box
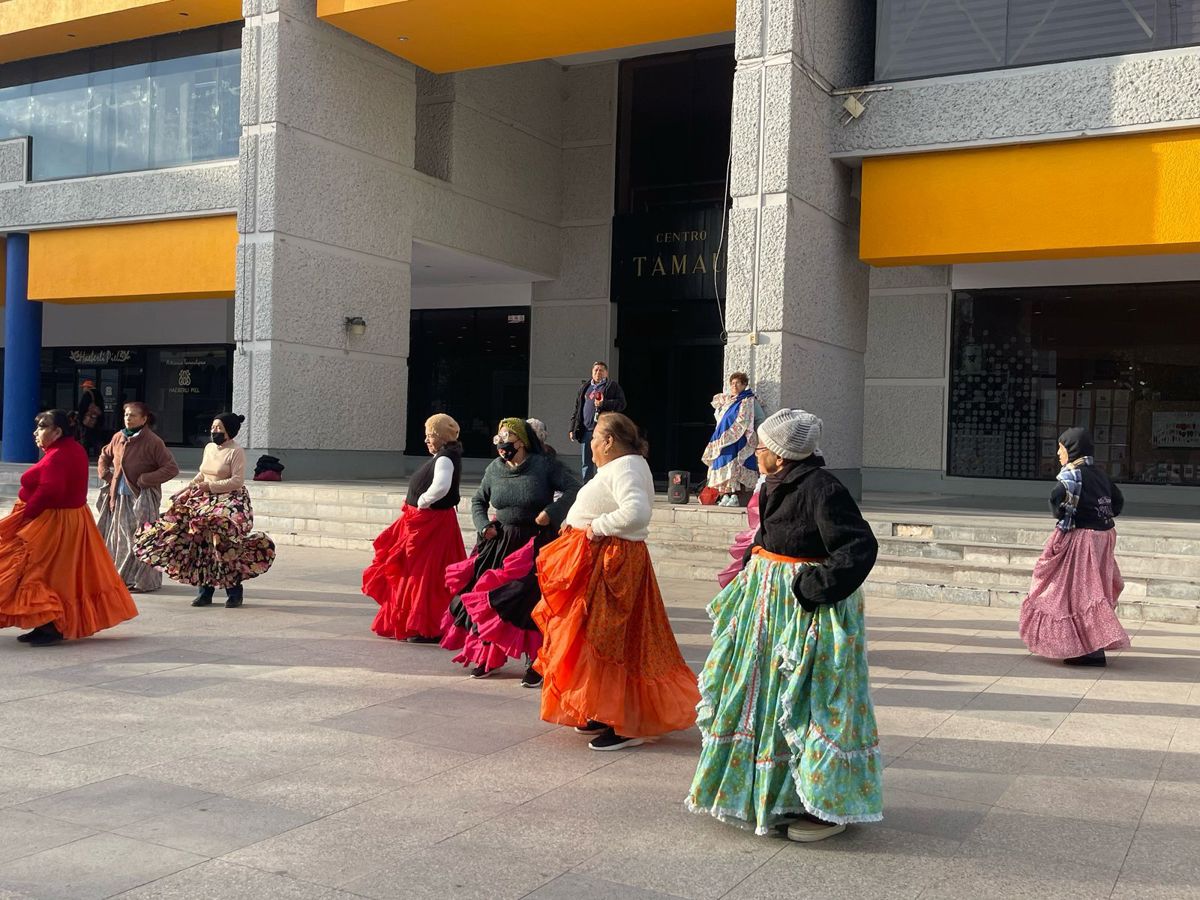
[19,436,89,520]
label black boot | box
[191,586,215,607]
[225,584,244,608]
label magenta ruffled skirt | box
[1019,527,1131,659]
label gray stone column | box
[237,0,415,477]
[529,62,619,446]
[726,0,873,489]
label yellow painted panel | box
[318,0,734,73]
[0,0,241,64]
[860,129,1200,266]
[28,216,237,304]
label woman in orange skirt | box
[0,410,138,646]
[534,413,699,751]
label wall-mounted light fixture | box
[344,316,367,336]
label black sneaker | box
[28,624,64,647]
[588,728,645,751]
[406,635,441,644]
[520,666,543,688]
[16,628,41,643]
[574,720,608,735]
[1064,650,1106,667]
[470,664,494,679]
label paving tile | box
[883,757,1015,807]
[876,789,991,843]
[0,833,205,900]
[342,842,563,900]
[317,704,456,739]
[1119,822,1200,887]
[0,810,95,865]
[523,874,691,900]
[919,843,1119,899]
[114,859,355,899]
[993,775,1154,826]
[962,806,1135,872]
[722,825,961,900]
[18,776,216,829]
[114,796,317,857]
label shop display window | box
[948,283,1200,486]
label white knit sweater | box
[564,453,654,541]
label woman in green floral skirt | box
[686,409,882,842]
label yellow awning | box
[860,128,1200,266]
[28,216,237,304]
[0,0,241,64]
[317,0,735,73]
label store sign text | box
[68,349,133,365]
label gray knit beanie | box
[757,408,822,460]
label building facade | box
[1,1,1197,502]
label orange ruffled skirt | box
[533,527,699,738]
[0,502,138,639]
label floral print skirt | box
[686,548,882,834]
[134,486,275,589]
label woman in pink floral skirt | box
[1019,427,1129,667]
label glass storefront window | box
[948,283,1200,486]
[0,26,240,181]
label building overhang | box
[27,216,236,304]
[316,0,735,73]
[0,0,242,64]
[860,128,1200,266]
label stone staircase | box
[2,467,1197,625]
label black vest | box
[406,443,462,510]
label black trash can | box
[667,470,690,504]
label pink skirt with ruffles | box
[1019,527,1130,659]
[440,539,542,668]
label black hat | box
[215,412,245,438]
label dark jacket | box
[749,455,879,612]
[1049,466,1124,531]
[570,378,627,440]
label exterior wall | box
[726,0,874,490]
[0,137,236,232]
[0,299,234,347]
[838,47,1200,156]
[237,0,416,475]
[529,62,619,448]
[862,265,949,483]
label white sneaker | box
[785,818,846,843]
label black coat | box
[570,379,627,440]
[749,456,879,612]
[1049,465,1124,531]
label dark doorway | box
[613,45,734,479]
[406,307,531,458]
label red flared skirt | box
[533,528,699,738]
[363,505,466,640]
[0,502,138,639]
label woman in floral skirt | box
[134,412,274,608]
[1019,427,1129,666]
[687,409,882,842]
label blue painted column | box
[3,233,43,463]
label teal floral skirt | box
[686,549,882,834]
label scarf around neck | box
[1056,456,1094,532]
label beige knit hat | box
[757,408,822,460]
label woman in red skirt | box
[1019,427,1129,666]
[0,410,138,646]
[534,413,699,750]
[363,414,466,642]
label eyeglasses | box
[492,432,514,446]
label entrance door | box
[617,301,724,480]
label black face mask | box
[211,431,228,445]
[497,442,518,461]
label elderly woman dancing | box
[97,402,179,593]
[534,413,699,751]
[687,409,882,842]
[364,414,467,642]
[441,417,579,683]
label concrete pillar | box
[236,0,415,477]
[726,0,874,490]
[2,233,42,463]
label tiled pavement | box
[0,545,1197,899]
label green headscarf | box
[498,417,531,447]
